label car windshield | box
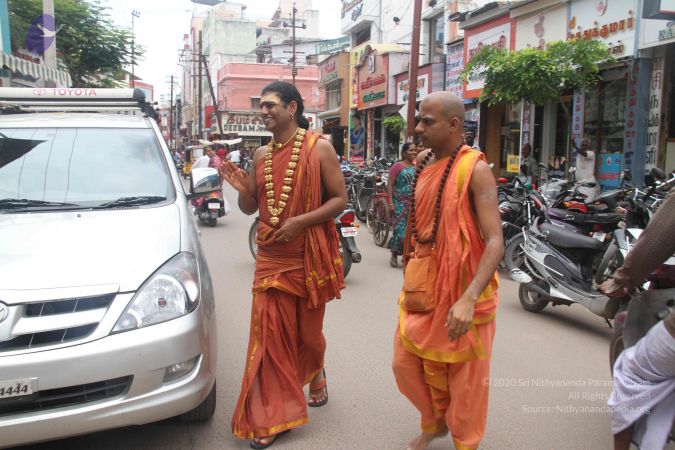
[0,128,174,211]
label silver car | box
[0,88,218,448]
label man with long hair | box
[223,81,347,449]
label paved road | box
[16,186,632,450]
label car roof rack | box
[0,87,158,119]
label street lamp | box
[131,10,140,89]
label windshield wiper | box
[96,196,167,209]
[0,198,79,210]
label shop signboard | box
[507,155,521,173]
[515,5,568,50]
[321,56,339,85]
[464,16,515,98]
[397,74,429,105]
[315,36,350,55]
[349,43,369,109]
[357,49,388,110]
[221,113,271,137]
[567,0,638,58]
[445,41,464,99]
[341,0,378,34]
[348,111,366,163]
[597,153,623,189]
[640,18,675,48]
[646,55,664,173]
[572,90,585,149]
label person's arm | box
[446,160,504,340]
[387,163,401,211]
[601,189,675,295]
[273,139,348,242]
[222,147,264,215]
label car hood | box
[0,205,181,295]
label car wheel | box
[179,381,216,422]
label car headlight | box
[112,252,200,333]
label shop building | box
[215,62,322,153]
[638,2,675,174]
[318,51,351,157]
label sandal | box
[250,429,290,449]
[308,368,328,407]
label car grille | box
[0,376,131,416]
[0,294,115,353]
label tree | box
[462,39,612,129]
[8,0,143,87]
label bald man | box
[392,92,503,450]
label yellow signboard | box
[507,154,520,173]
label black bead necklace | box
[409,144,463,245]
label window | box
[355,28,370,46]
[0,128,173,207]
[326,80,341,110]
[584,79,626,153]
[251,97,261,110]
[428,14,445,63]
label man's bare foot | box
[308,369,327,407]
[405,426,448,450]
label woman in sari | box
[386,142,417,267]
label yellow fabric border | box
[234,417,309,439]
[398,301,496,364]
[453,438,478,450]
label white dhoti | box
[608,321,675,450]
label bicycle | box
[365,174,390,247]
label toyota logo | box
[0,302,8,323]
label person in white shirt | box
[573,138,600,201]
[228,147,241,167]
[191,148,211,170]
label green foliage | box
[383,114,406,134]
[8,0,143,87]
[461,40,612,108]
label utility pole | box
[283,2,306,85]
[42,0,57,69]
[197,31,203,141]
[406,0,423,139]
[168,75,175,149]
[201,54,223,138]
[131,10,140,89]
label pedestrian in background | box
[228,145,242,167]
[518,143,538,186]
[572,138,600,201]
[387,142,417,268]
[222,81,346,449]
[392,92,503,450]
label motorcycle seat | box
[540,223,604,251]
[584,212,621,224]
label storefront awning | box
[1,52,72,87]
[318,107,341,119]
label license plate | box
[0,378,36,400]
[592,231,607,242]
[207,203,220,210]
[341,226,358,237]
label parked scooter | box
[248,210,362,277]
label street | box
[15,185,622,450]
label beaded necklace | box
[409,143,463,245]
[264,127,306,227]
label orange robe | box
[232,131,344,440]
[392,147,499,450]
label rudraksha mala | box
[409,144,463,245]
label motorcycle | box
[508,216,614,319]
[193,191,226,227]
[248,210,362,277]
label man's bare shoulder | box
[252,145,268,162]
[469,159,497,193]
[315,137,339,161]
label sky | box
[101,0,342,102]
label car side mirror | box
[189,167,221,198]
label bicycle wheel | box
[372,198,390,247]
[365,196,376,234]
[248,218,258,259]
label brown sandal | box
[308,368,328,407]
